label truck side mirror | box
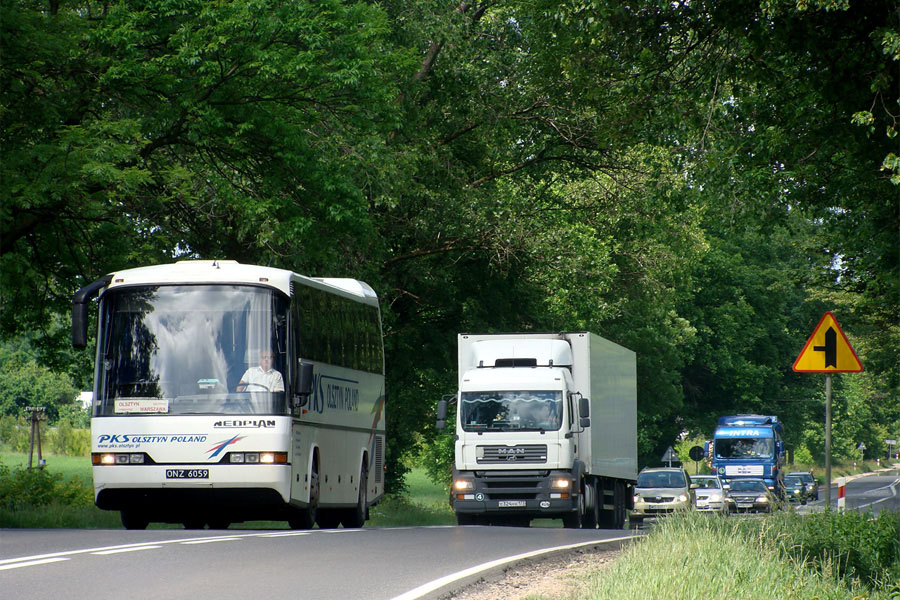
[436,394,456,430]
[293,361,314,408]
[579,396,590,428]
[436,398,447,430]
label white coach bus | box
[72,260,385,530]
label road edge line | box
[388,534,638,600]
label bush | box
[742,510,900,592]
[0,461,93,510]
[788,510,900,588]
[0,416,31,452]
[47,421,91,456]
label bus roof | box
[100,261,378,305]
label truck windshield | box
[714,438,774,459]
[95,285,289,416]
[460,391,562,432]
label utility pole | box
[26,406,46,470]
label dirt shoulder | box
[439,546,621,600]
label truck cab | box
[708,415,785,497]
[438,333,636,529]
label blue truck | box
[707,415,785,497]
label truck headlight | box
[453,479,475,491]
[551,478,571,489]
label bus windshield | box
[460,391,562,432]
[95,285,289,416]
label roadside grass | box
[536,511,900,600]
[0,452,455,528]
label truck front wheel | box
[562,493,584,529]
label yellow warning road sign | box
[793,312,863,373]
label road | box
[0,525,635,600]
[812,468,900,517]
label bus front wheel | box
[341,463,368,528]
[288,462,319,529]
[121,510,149,530]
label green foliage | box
[1,0,897,492]
[0,345,77,422]
[0,416,31,452]
[47,421,91,457]
[744,510,900,592]
[0,460,93,511]
[575,511,893,600]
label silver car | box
[691,474,730,514]
[630,467,693,528]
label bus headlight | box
[228,452,288,464]
[92,452,146,465]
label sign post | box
[661,446,679,468]
[793,312,863,508]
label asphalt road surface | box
[815,468,900,517]
[1,525,635,600]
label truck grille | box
[476,445,547,464]
[481,471,544,500]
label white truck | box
[436,332,637,528]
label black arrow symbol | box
[813,327,837,368]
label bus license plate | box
[498,500,526,508]
[166,469,209,479]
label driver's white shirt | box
[239,366,284,392]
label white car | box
[691,474,730,514]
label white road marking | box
[389,535,635,600]
[0,528,363,570]
[92,545,163,555]
[0,558,69,571]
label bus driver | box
[237,350,284,392]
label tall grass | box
[552,512,900,600]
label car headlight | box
[677,493,689,503]
[756,496,769,503]
[633,494,641,502]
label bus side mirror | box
[293,362,314,408]
[72,275,112,349]
[72,303,89,349]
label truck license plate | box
[498,500,526,508]
[165,469,209,479]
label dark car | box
[783,474,813,504]
[725,478,777,513]
[787,471,818,501]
